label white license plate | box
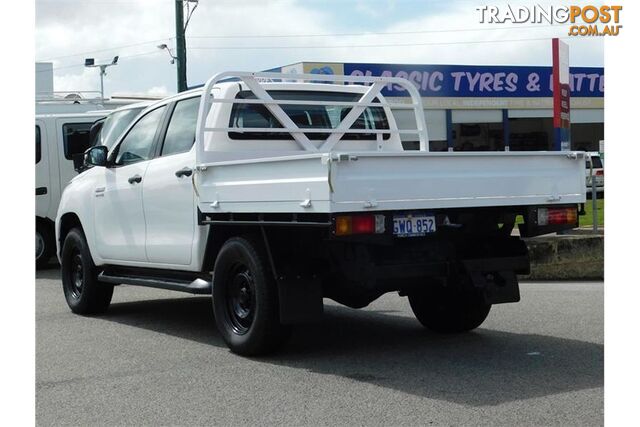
[393,214,436,237]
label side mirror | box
[84,145,108,168]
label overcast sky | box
[35,0,605,97]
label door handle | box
[175,167,193,178]
[128,174,142,184]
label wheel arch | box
[36,215,55,232]
[202,224,257,273]
[36,216,56,268]
[58,212,84,258]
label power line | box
[36,24,568,63]
[37,37,173,62]
[184,0,199,30]
[36,50,163,73]
[187,36,569,51]
[188,24,571,39]
[37,34,587,73]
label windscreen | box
[101,106,146,149]
[228,90,389,141]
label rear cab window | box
[161,96,200,156]
[228,90,389,140]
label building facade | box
[269,61,604,152]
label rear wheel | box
[61,228,113,314]
[213,236,290,356]
[36,221,54,269]
[408,280,491,333]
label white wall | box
[571,109,604,123]
[36,62,54,99]
[508,108,604,123]
[509,109,553,118]
[452,110,502,124]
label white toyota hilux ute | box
[57,72,586,356]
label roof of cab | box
[35,111,110,119]
[109,100,156,113]
[147,81,372,105]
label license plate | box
[393,213,436,237]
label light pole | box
[175,0,187,92]
[85,56,119,101]
[157,44,178,65]
[170,0,199,92]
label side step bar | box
[98,272,212,295]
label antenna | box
[84,56,119,101]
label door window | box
[101,106,147,149]
[62,122,93,159]
[161,97,200,156]
[115,106,166,165]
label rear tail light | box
[352,215,375,234]
[595,170,604,176]
[335,214,385,236]
[537,207,578,226]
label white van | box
[36,102,154,268]
[36,112,109,267]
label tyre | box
[408,283,491,333]
[36,221,54,269]
[212,236,291,356]
[61,228,113,314]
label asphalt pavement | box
[36,267,603,426]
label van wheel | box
[61,228,113,314]
[408,286,491,333]
[213,236,291,356]
[36,221,54,269]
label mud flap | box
[463,257,525,305]
[277,277,324,324]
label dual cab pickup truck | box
[56,72,585,355]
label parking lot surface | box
[36,268,603,426]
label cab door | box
[143,96,200,266]
[94,105,167,263]
[35,121,50,218]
